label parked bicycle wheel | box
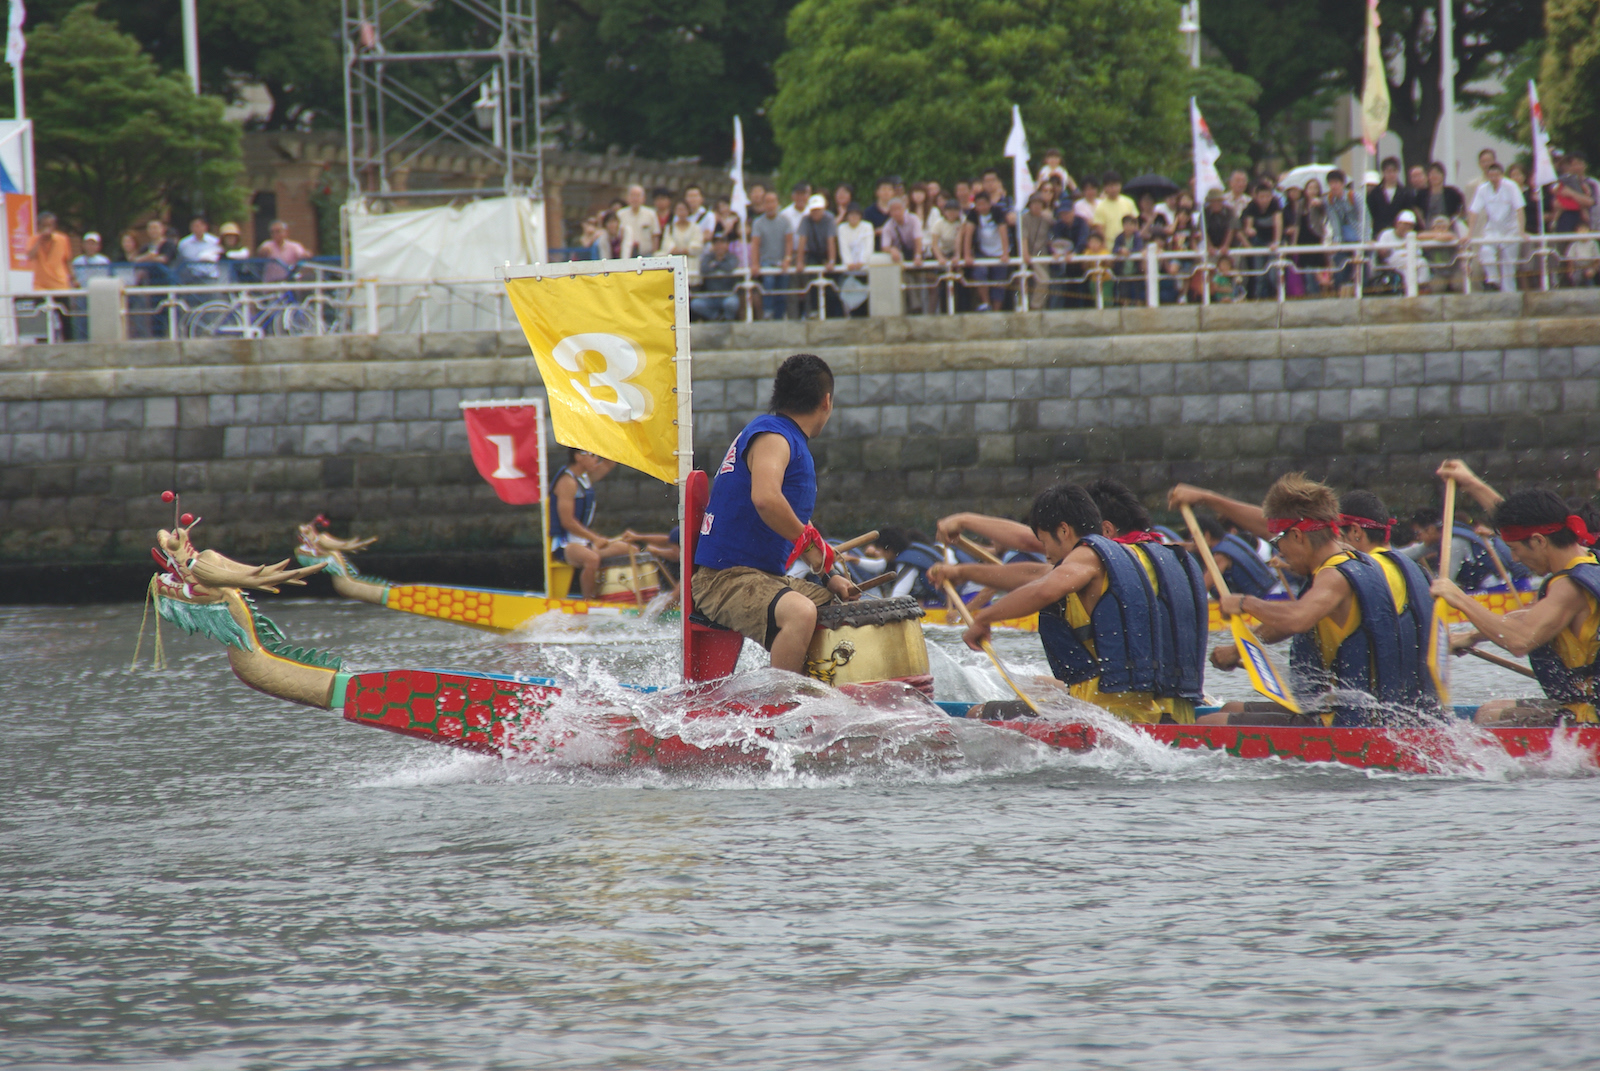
[184,301,246,339]
[277,303,318,336]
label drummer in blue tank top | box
[693,354,858,674]
[550,448,635,597]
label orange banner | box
[6,192,33,271]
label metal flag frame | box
[496,255,694,599]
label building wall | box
[1,291,1597,598]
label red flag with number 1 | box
[460,399,545,505]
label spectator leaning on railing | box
[1469,162,1524,293]
[177,215,223,284]
[962,190,1010,312]
[257,221,308,283]
[748,191,791,321]
[692,234,742,321]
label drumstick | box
[1462,645,1537,679]
[952,534,1004,566]
[1481,538,1530,608]
[941,578,1041,714]
[855,570,901,593]
[832,530,880,555]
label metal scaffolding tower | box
[341,0,543,204]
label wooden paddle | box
[1426,479,1456,706]
[1481,537,1531,608]
[1463,645,1537,679]
[952,534,1004,566]
[626,546,644,609]
[941,578,1041,714]
[1181,504,1303,713]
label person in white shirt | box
[616,184,659,257]
[70,232,112,277]
[176,216,223,282]
[684,184,715,238]
[1073,176,1099,226]
[1468,161,1525,293]
[1036,148,1073,194]
[1375,210,1429,288]
[836,203,874,313]
[780,182,810,234]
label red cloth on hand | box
[785,523,837,573]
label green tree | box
[1189,66,1260,177]
[1470,39,1541,160]
[769,0,1188,193]
[8,8,245,239]
[1541,0,1600,162]
[28,0,341,129]
[541,0,797,170]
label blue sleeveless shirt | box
[549,465,596,547]
[694,414,817,574]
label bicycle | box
[181,262,319,339]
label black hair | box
[1195,514,1225,542]
[1254,179,1275,193]
[1411,506,1442,529]
[1487,161,1505,172]
[1427,161,1446,176]
[1328,169,1347,183]
[836,182,856,197]
[1492,490,1599,548]
[768,353,834,414]
[973,191,992,203]
[790,181,810,195]
[684,183,702,194]
[651,186,674,200]
[1567,150,1587,164]
[1085,477,1151,535]
[1101,170,1121,185]
[1027,483,1101,539]
[1339,490,1392,535]
[566,446,582,463]
[876,525,931,557]
[1381,156,1401,171]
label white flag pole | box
[1004,104,1035,208]
[728,116,748,269]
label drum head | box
[814,595,925,630]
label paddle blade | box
[1427,596,1452,707]
[1230,615,1302,714]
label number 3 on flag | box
[552,333,654,423]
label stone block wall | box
[2,290,1597,599]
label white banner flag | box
[1004,104,1035,208]
[728,115,749,220]
[6,0,25,68]
[1191,97,1223,203]
[1528,80,1559,192]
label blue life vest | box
[1151,525,1183,544]
[1138,542,1209,702]
[1528,561,1600,705]
[1002,548,1048,565]
[1373,546,1443,712]
[1217,533,1277,597]
[1288,551,1408,726]
[1037,535,1161,694]
[1452,523,1530,590]
[893,542,945,601]
[694,414,817,574]
[549,465,596,546]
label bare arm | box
[928,560,1051,591]
[971,544,1102,635]
[1167,484,1270,539]
[1431,575,1586,656]
[554,475,607,545]
[1435,458,1502,510]
[935,512,1044,554]
[1231,565,1350,636]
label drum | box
[805,596,932,696]
[594,554,662,602]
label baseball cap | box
[219,222,242,236]
[1395,209,1417,224]
[82,231,102,243]
[806,194,827,211]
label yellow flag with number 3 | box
[506,270,678,484]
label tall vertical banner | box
[728,116,749,222]
[1003,105,1035,209]
[1191,98,1223,204]
[460,398,546,505]
[504,268,681,485]
[5,188,30,270]
[1360,0,1390,153]
[1528,81,1559,197]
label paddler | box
[1166,483,1283,597]
[1201,473,1417,726]
[691,353,857,674]
[865,526,946,600]
[1430,491,1600,725]
[551,448,637,598]
[938,482,1199,725]
[1406,459,1530,591]
[621,526,681,583]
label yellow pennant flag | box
[1360,0,1390,152]
[506,270,679,485]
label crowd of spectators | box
[576,145,1600,320]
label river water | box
[3,600,1599,1070]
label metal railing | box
[1,234,1593,344]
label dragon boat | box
[142,472,1600,777]
[293,519,671,634]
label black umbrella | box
[1123,173,1180,200]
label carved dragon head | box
[295,514,378,557]
[154,525,326,601]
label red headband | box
[1339,513,1394,537]
[1498,516,1598,546]
[1266,517,1337,535]
[1114,530,1162,544]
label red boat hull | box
[338,668,1600,774]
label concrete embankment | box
[2,291,1597,601]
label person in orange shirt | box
[26,212,75,291]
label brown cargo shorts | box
[690,565,835,649]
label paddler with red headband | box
[1204,473,1414,726]
[691,353,858,675]
[1431,490,1600,725]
